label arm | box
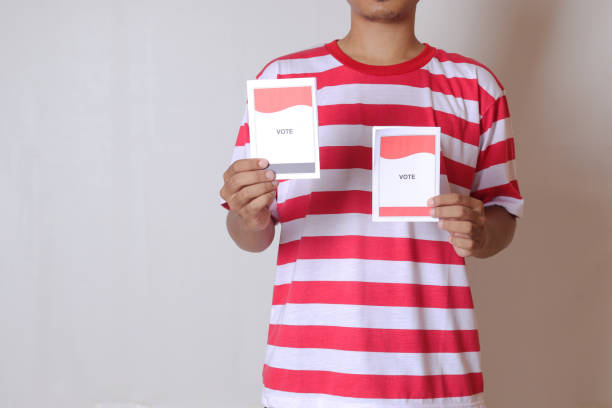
[428,193,517,258]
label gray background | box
[1,1,610,407]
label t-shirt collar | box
[324,39,436,76]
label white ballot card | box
[372,126,441,222]
[246,77,320,179]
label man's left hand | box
[427,193,488,257]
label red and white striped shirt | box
[220,39,523,408]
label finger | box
[449,235,479,251]
[431,205,481,222]
[223,158,269,183]
[472,197,485,215]
[438,219,482,235]
[224,168,276,197]
[450,232,472,239]
[428,193,483,211]
[453,247,471,258]
[241,190,276,219]
[427,193,470,208]
[231,180,278,211]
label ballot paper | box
[371,126,441,222]
[246,78,320,179]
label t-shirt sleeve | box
[470,68,524,218]
[219,61,281,224]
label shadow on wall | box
[464,1,612,407]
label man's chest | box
[272,83,481,223]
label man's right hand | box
[220,158,278,232]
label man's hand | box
[427,193,488,258]
[220,158,278,232]
[427,193,517,258]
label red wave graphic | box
[380,135,435,159]
[380,206,432,216]
[254,86,312,113]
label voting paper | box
[372,126,441,222]
[246,78,320,179]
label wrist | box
[471,205,516,259]
[227,210,275,252]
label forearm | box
[472,205,517,259]
[226,210,276,253]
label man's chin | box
[350,0,417,23]
[361,9,404,22]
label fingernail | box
[430,208,435,217]
[259,159,268,168]
[265,170,275,179]
[427,198,433,206]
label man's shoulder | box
[255,42,334,79]
[431,46,505,98]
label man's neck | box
[337,9,423,66]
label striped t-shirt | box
[220,39,523,408]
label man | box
[219,0,523,407]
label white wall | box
[0,1,610,407]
